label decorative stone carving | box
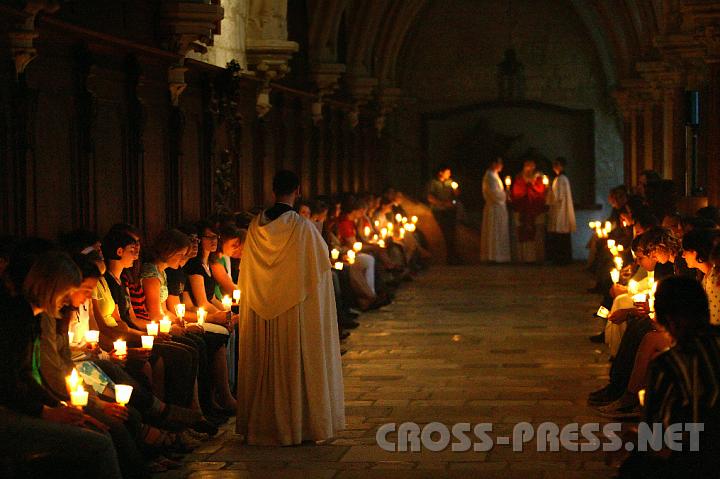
[344,75,378,106]
[309,62,346,98]
[8,0,60,77]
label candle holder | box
[84,330,99,345]
[222,295,232,311]
[115,384,133,407]
[197,308,207,326]
[159,317,172,334]
[113,339,127,357]
[70,384,89,408]
[146,322,159,336]
[141,335,154,349]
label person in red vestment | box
[510,159,547,263]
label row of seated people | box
[580,172,720,475]
[0,186,428,477]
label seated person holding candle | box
[683,228,720,325]
[0,247,123,478]
[210,224,245,300]
[618,276,720,478]
[166,223,237,413]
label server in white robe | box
[236,170,345,446]
[546,157,576,264]
[480,157,511,263]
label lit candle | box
[607,240,616,249]
[84,330,99,345]
[115,384,133,407]
[632,293,648,304]
[381,228,388,239]
[542,175,549,186]
[197,307,207,326]
[628,279,639,295]
[405,223,416,232]
[334,262,344,270]
[233,289,241,303]
[353,242,362,252]
[638,389,645,407]
[70,384,89,408]
[399,229,406,239]
[363,226,371,237]
[141,335,154,349]
[588,221,595,229]
[617,245,624,252]
[174,303,185,320]
[378,239,386,248]
[374,220,380,228]
[613,257,623,270]
[395,213,402,222]
[222,295,232,311]
[347,250,356,261]
[113,339,127,357]
[159,317,172,334]
[647,270,655,283]
[451,181,459,190]
[68,330,74,345]
[331,249,340,260]
[604,221,612,232]
[146,321,159,336]
[387,223,394,235]
[504,176,512,188]
[411,216,418,224]
[402,217,408,224]
[595,227,603,238]
[610,269,620,284]
[372,234,379,243]
[66,368,81,394]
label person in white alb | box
[546,157,576,264]
[236,170,345,446]
[480,157,511,263]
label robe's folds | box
[236,210,345,446]
[480,169,511,263]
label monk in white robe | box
[546,157,576,264]
[236,170,345,446]
[480,157,511,263]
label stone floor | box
[160,264,619,478]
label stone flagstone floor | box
[159,264,618,478]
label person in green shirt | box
[426,164,460,264]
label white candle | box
[70,384,88,408]
[451,181,459,190]
[334,262,344,270]
[222,295,232,311]
[399,229,406,239]
[632,293,648,304]
[402,217,408,224]
[607,240,616,249]
[411,216,418,224]
[374,220,380,228]
[197,307,207,326]
[613,257,623,270]
[638,389,646,407]
[141,335,154,349]
[617,245,624,252]
[174,303,185,320]
[610,269,620,284]
[353,242,362,252]
[146,322,159,336]
[504,176,512,188]
[159,317,172,334]
[84,330,99,345]
[628,280,639,295]
[378,239,386,248]
[395,213,402,222]
[347,250,356,261]
[381,228,387,239]
[363,226,371,237]
[372,234,379,243]
[233,289,241,303]
[604,221,612,232]
[115,384,133,406]
[331,249,340,260]
[113,339,127,357]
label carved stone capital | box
[309,62,346,98]
[245,39,299,82]
[344,75,378,106]
[168,65,188,107]
[158,1,224,57]
[8,0,60,76]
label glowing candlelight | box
[331,249,340,260]
[613,257,623,270]
[604,221,612,232]
[353,242,362,252]
[588,221,595,229]
[363,226,371,237]
[374,220,380,228]
[334,262,344,270]
[381,228,388,239]
[146,321,159,336]
[66,368,81,394]
[638,389,645,407]
[174,303,185,320]
[68,330,74,345]
[84,330,99,345]
[632,293,648,304]
[233,289,241,303]
[411,216,418,224]
[628,279,639,295]
[405,223,416,232]
[610,269,620,284]
[347,250,356,261]
[141,335,154,349]
[647,270,655,283]
[542,175,549,186]
[399,229,406,239]
[197,307,207,326]
[607,240,616,249]
[222,295,232,311]
[372,234,379,243]
[402,217,408,224]
[378,239,386,248]
[159,317,172,334]
[70,384,89,408]
[115,384,133,407]
[395,213,403,222]
[451,181,459,190]
[617,245,624,252]
[113,339,127,357]
[504,176,512,188]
